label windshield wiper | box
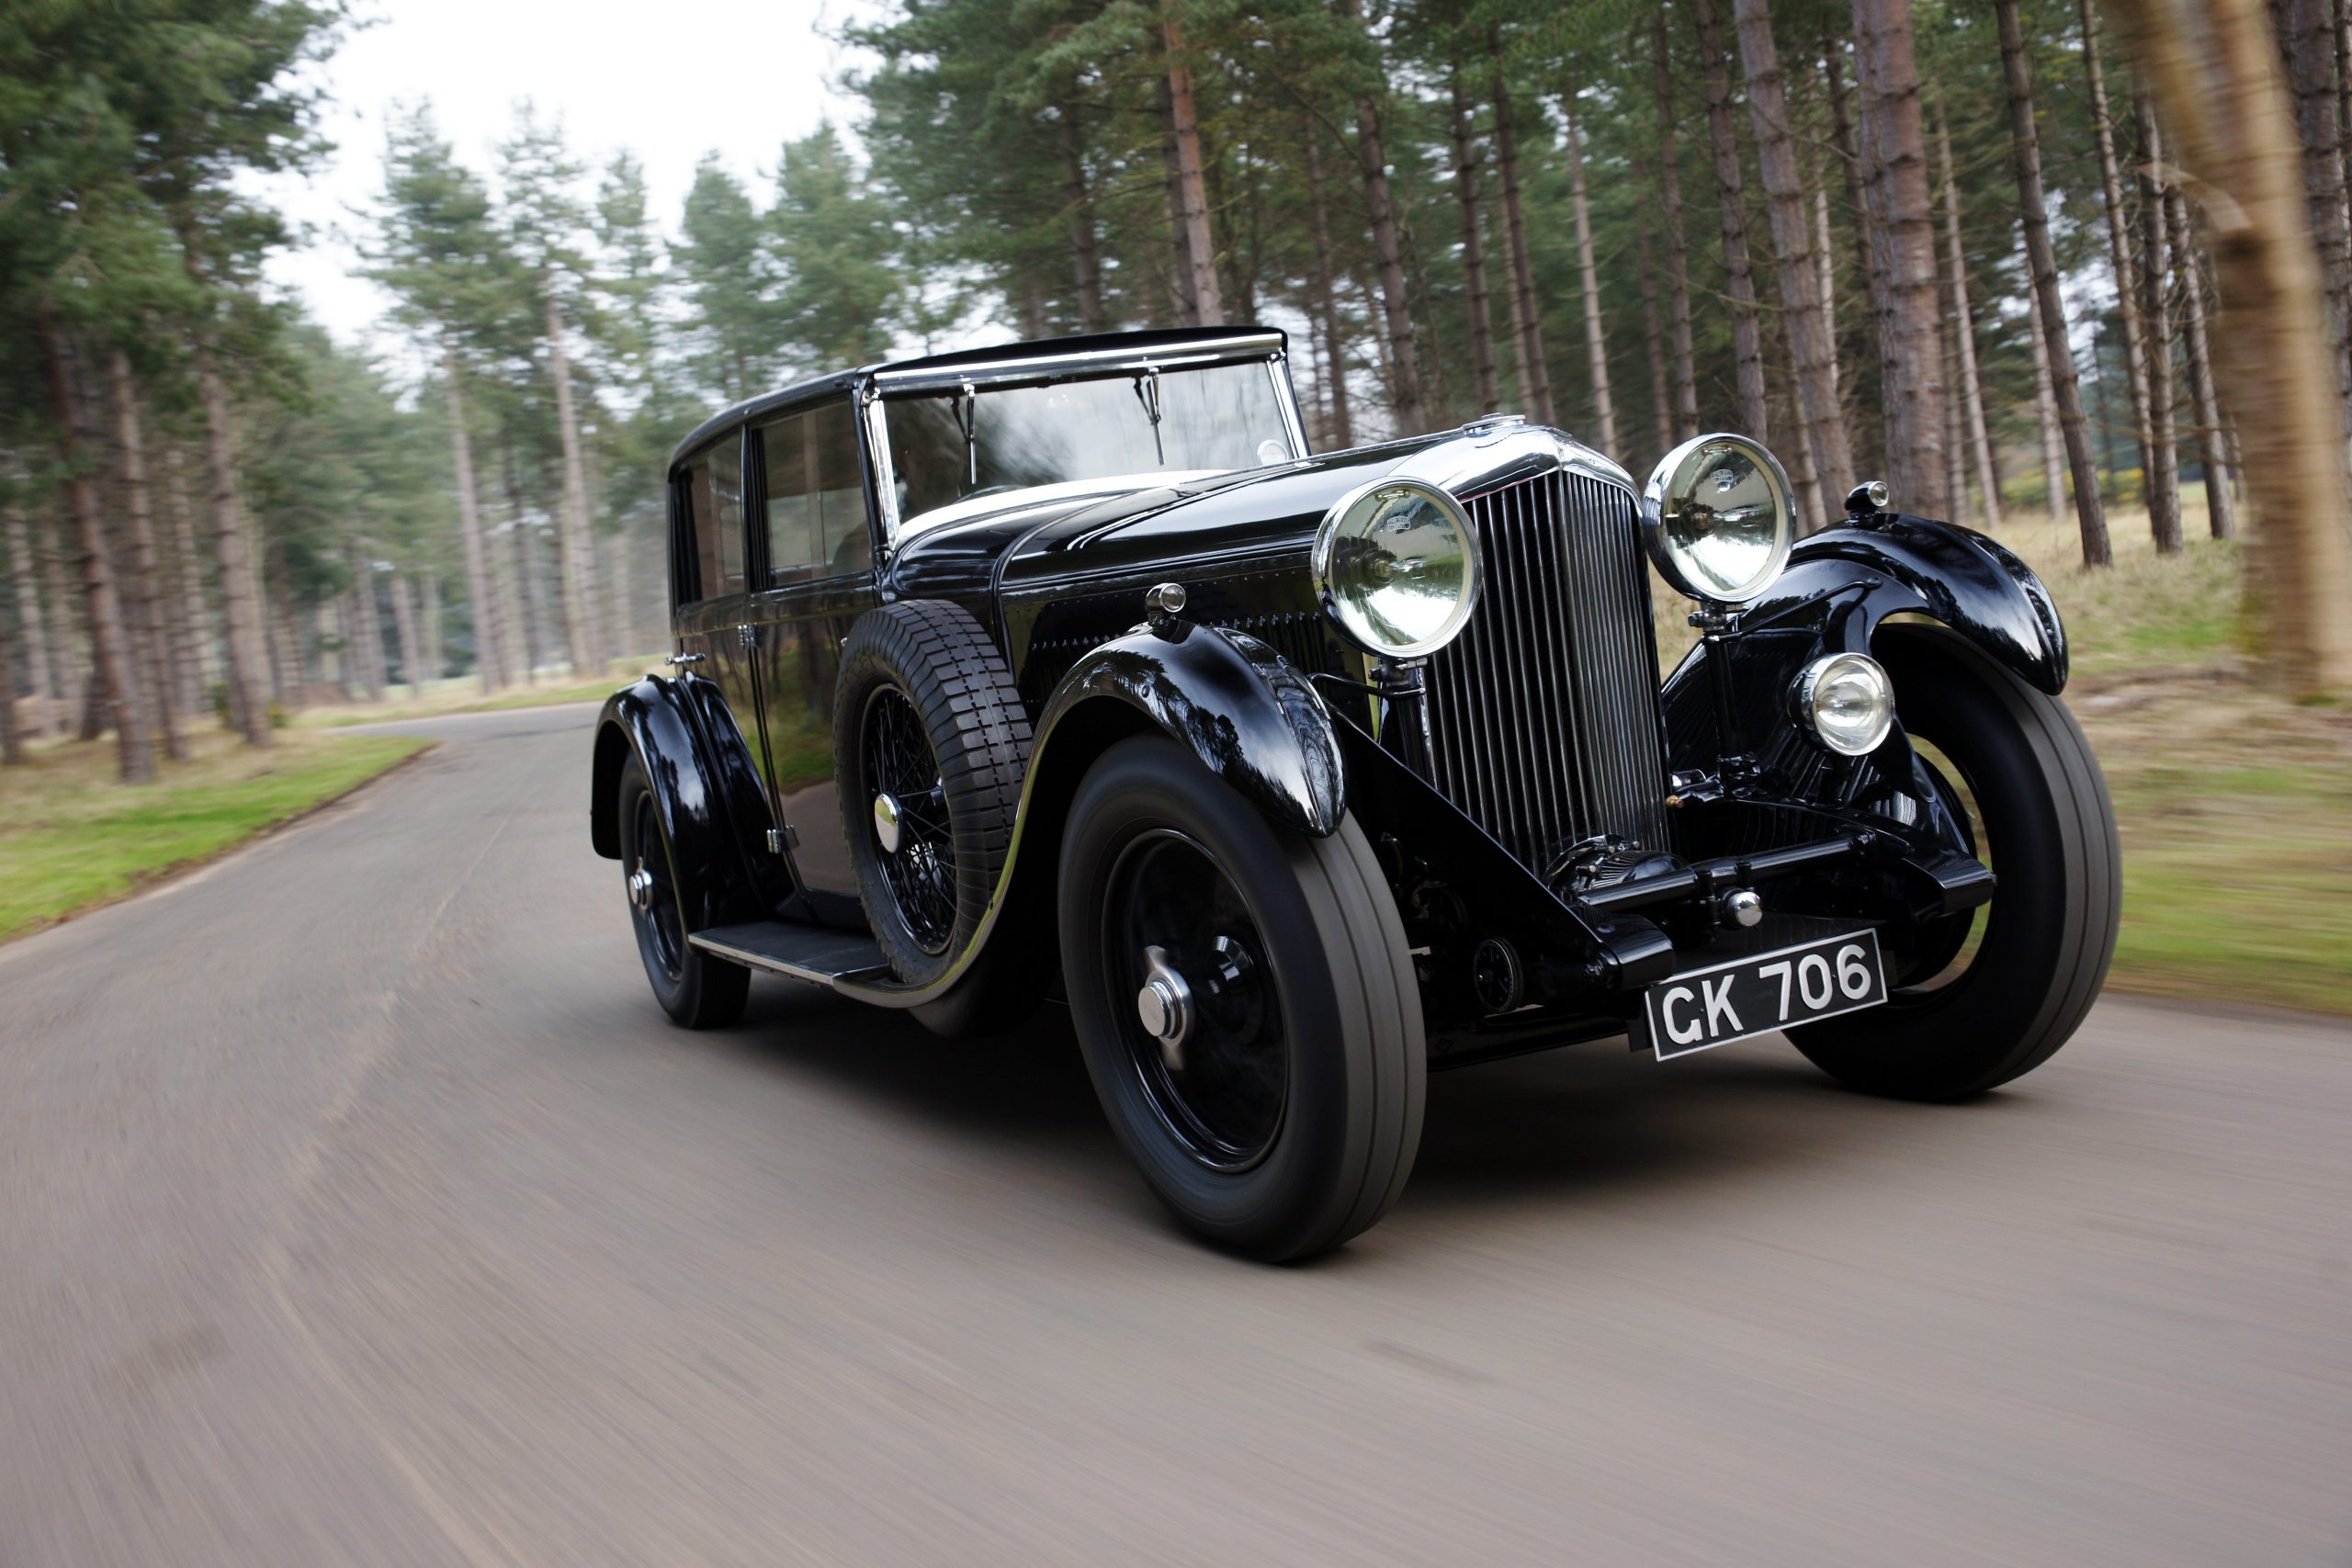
[1133,367,1165,465]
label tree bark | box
[1851,0,1951,521]
[503,446,544,684]
[160,443,209,718]
[1735,0,1858,511]
[422,572,445,689]
[40,508,85,734]
[5,493,58,740]
[441,342,505,693]
[2081,0,2160,495]
[1160,6,1224,326]
[2166,174,2239,538]
[345,541,388,698]
[1696,0,1770,438]
[546,297,603,676]
[1997,0,2112,565]
[2282,0,2352,400]
[1495,28,1555,427]
[2026,242,2070,522]
[1348,90,1426,435]
[188,340,276,743]
[1559,96,1619,457]
[1634,210,1677,457]
[0,576,23,763]
[2137,97,2187,553]
[1057,107,1107,333]
[41,319,153,783]
[2109,0,2352,694]
[1303,130,1352,446]
[1449,68,1500,415]
[1933,101,2004,529]
[389,571,425,697]
[1824,37,1883,472]
[1654,16,1702,439]
[104,348,187,760]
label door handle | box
[665,652,706,667]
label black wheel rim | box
[1102,829,1286,1172]
[629,792,685,978]
[862,684,956,954]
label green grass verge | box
[0,731,431,943]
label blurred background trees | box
[6,0,2351,784]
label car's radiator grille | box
[1425,468,1669,872]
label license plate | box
[1641,929,1887,1060]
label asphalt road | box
[4,701,2346,1567]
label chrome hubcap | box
[872,792,903,855]
[627,863,655,911]
[1136,944,1193,1070]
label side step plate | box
[689,921,892,988]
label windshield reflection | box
[884,362,1291,535]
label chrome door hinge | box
[665,652,705,668]
[738,624,757,649]
[765,826,799,855]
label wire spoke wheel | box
[862,683,957,954]
[629,791,684,977]
[1103,829,1287,1172]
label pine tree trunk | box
[2081,0,2160,490]
[1655,15,1701,438]
[2137,98,2187,552]
[1450,69,1501,415]
[5,497,58,740]
[2026,253,2070,522]
[1997,0,2111,564]
[0,586,23,763]
[188,341,276,743]
[2282,0,2352,400]
[104,348,187,760]
[1851,0,1951,521]
[503,447,543,685]
[160,444,209,717]
[1161,6,1223,326]
[1696,0,1770,438]
[40,319,153,783]
[441,342,505,693]
[1349,90,1427,436]
[1057,108,1108,333]
[1735,0,1858,510]
[1934,102,2004,529]
[40,510,85,736]
[2109,0,2352,693]
[422,572,444,688]
[1494,28,1555,427]
[1304,131,1353,446]
[389,572,425,697]
[1824,37,1884,472]
[1561,97,1619,457]
[2166,176,2239,538]
[1635,214,1677,457]
[546,298,603,676]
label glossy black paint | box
[591,674,795,931]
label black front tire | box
[617,754,750,1030]
[1789,626,2119,1100]
[1059,736,1425,1261]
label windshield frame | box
[858,336,1308,550]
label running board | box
[689,921,893,987]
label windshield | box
[882,360,1294,535]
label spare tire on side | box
[834,600,1032,987]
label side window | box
[682,433,747,602]
[758,399,872,585]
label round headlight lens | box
[1641,433,1794,604]
[1792,652,1894,756]
[1312,479,1481,658]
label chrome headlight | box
[1312,478,1481,659]
[1792,652,1895,755]
[1641,434,1793,604]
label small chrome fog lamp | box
[1312,478,1482,659]
[1641,433,1794,604]
[1791,652,1895,756]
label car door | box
[748,397,880,909]
[673,429,765,769]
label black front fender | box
[1036,618,1346,838]
[590,675,786,931]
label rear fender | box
[590,675,787,930]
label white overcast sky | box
[261,0,868,349]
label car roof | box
[668,326,1287,471]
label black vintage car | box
[590,326,2119,1259]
